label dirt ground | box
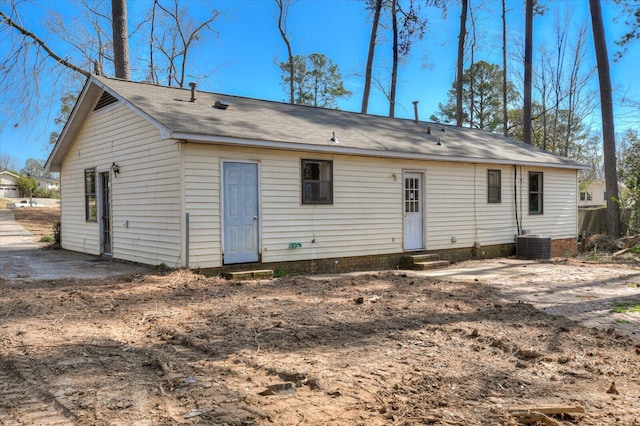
[11,206,60,242]
[2,209,639,425]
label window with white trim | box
[488,169,501,203]
[85,168,97,221]
[528,171,543,214]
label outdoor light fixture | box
[111,162,120,177]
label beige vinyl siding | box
[182,147,222,268]
[183,146,403,268]
[60,104,183,266]
[263,154,401,262]
[424,163,519,250]
[182,144,578,267]
[519,167,577,238]
[59,165,99,254]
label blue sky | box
[0,0,638,171]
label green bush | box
[34,188,61,199]
[53,221,61,245]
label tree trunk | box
[111,0,130,80]
[455,0,468,126]
[523,0,533,144]
[389,0,398,117]
[469,4,477,128]
[501,0,508,136]
[276,0,295,104]
[362,0,382,114]
[589,0,620,236]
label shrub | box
[53,221,61,245]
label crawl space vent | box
[516,235,551,260]
[94,91,118,111]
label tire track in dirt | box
[0,362,76,425]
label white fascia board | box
[170,132,591,170]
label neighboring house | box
[0,170,20,198]
[46,76,588,271]
[35,176,60,192]
[578,179,627,208]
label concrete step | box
[399,253,443,269]
[405,253,441,263]
[225,270,273,280]
[412,260,451,271]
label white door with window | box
[403,172,424,250]
[223,162,259,264]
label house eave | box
[171,132,590,170]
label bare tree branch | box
[0,9,89,76]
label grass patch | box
[581,254,608,263]
[273,266,287,278]
[610,299,640,314]
[615,318,631,324]
[626,282,639,288]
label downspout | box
[514,165,521,235]
[473,164,479,248]
[185,212,190,269]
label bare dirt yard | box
[11,206,60,242]
[2,208,639,425]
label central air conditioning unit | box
[516,235,551,260]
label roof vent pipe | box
[412,101,419,123]
[189,82,197,102]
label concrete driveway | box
[0,209,150,280]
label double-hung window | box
[528,171,543,214]
[301,159,333,204]
[85,168,97,221]
[487,169,501,203]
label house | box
[46,75,588,271]
[0,170,20,198]
[578,179,628,208]
[34,176,60,192]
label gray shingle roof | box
[48,75,588,170]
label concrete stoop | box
[225,270,274,280]
[399,253,450,271]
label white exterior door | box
[223,162,259,264]
[403,172,424,250]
